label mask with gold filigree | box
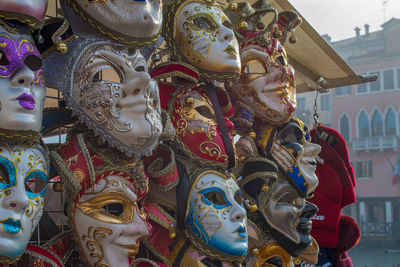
[163,0,241,80]
[0,23,45,140]
[227,0,301,124]
[51,131,151,267]
[170,86,235,168]
[62,0,162,45]
[0,141,49,263]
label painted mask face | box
[232,39,296,124]
[67,0,162,43]
[273,122,321,196]
[0,143,48,260]
[171,87,234,167]
[0,25,45,133]
[261,179,317,256]
[0,0,48,28]
[174,1,241,73]
[72,174,150,267]
[66,40,162,158]
[185,170,248,258]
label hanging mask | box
[60,39,162,158]
[64,0,162,45]
[170,86,235,167]
[52,133,150,267]
[232,39,296,124]
[165,0,241,79]
[0,0,48,29]
[185,170,248,261]
[0,142,49,263]
[272,119,321,197]
[0,24,45,136]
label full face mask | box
[185,170,248,261]
[0,142,49,263]
[165,0,241,79]
[170,86,235,168]
[61,39,162,158]
[64,0,162,45]
[52,133,150,267]
[0,24,45,135]
[232,39,296,124]
[0,0,48,29]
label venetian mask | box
[72,174,150,267]
[170,86,235,167]
[231,39,296,124]
[0,0,48,29]
[185,170,248,259]
[272,120,321,196]
[261,179,317,256]
[0,143,49,261]
[64,39,162,158]
[65,0,162,44]
[173,0,241,74]
[0,24,45,133]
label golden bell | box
[239,156,246,162]
[229,3,238,11]
[252,248,259,255]
[273,29,282,39]
[289,35,297,44]
[169,232,176,239]
[250,204,258,212]
[231,130,237,136]
[261,185,269,192]
[248,132,256,139]
[186,97,195,107]
[240,21,248,30]
[57,42,68,54]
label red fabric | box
[333,215,360,267]
[158,83,176,110]
[27,244,63,267]
[150,63,199,81]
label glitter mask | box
[185,170,248,260]
[0,143,49,261]
[64,39,162,158]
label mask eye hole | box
[25,173,47,194]
[203,190,227,206]
[0,163,9,185]
[24,55,42,71]
[92,68,122,83]
[243,61,267,74]
[0,50,10,65]
[193,16,216,32]
[135,66,146,72]
[102,203,123,217]
[195,105,215,120]
[277,192,294,205]
[223,20,232,30]
[234,190,243,206]
[276,55,287,66]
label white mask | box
[0,143,48,261]
[173,1,241,74]
[185,170,248,260]
[64,39,162,158]
[65,0,162,44]
[71,175,150,267]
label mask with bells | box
[0,23,45,137]
[0,142,49,263]
[60,39,162,158]
[63,0,162,45]
[51,133,150,267]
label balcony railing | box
[359,221,400,238]
[352,136,398,152]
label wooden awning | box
[246,0,376,93]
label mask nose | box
[301,201,318,218]
[10,65,36,88]
[2,186,30,212]
[219,26,234,43]
[230,203,246,222]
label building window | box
[335,86,351,96]
[383,69,395,90]
[320,94,330,111]
[397,68,400,88]
[368,204,379,222]
[357,82,367,93]
[356,160,372,178]
[385,109,396,135]
[358,111,370,137]
[371,110,383,137]
[339,114,350,142]
[297,97,306,111]
[369,71,381,91]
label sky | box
[289,0,400,41]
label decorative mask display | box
[170,86,235,167]
[232,39,296,124]
[271,119,321,197]
[0,0,48,29]
[185,170,248,260]
[0,24,45,135]
[62,39,162,158]
[51,133,150,267]
[0,142,49,262]
[64,0,162,45]
[164,0,241,79]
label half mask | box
[0,23,45,138]
[63,0,162,45]
[51,132,150,267]
[0,142,49,263]
[47,38,162,158]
